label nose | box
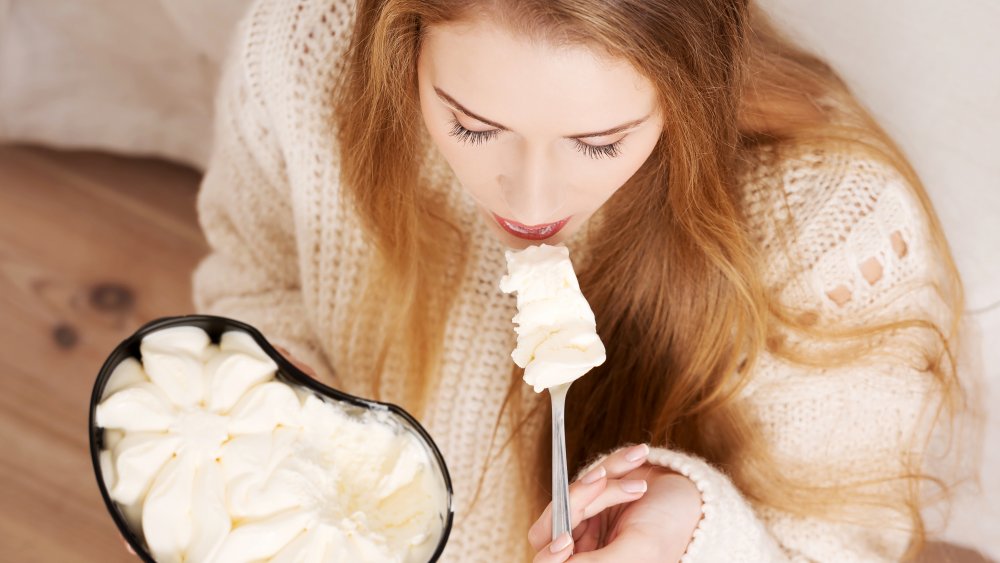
[499,145,565,226]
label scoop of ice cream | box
[96,326,445,563]
[211,396,444,563]
[499,244,606,392]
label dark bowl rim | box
[88,314,454,562]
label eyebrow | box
[434,87,649,139]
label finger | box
[121,538,136,555]
[528,466,608,551]
[532,532,574,563]
[273,345,318,378]
[296,361,318,377]
[569,527,656,563]
[596,444,650,479]
[574,517,601,553]
[581,478,647,520]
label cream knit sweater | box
[192,1,954,561]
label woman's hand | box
[529,444,703,563]
[121,537,135,555]
[273,344,319,379]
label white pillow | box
[0,0,251,169]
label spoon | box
[550,381,572,543]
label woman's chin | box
[501,234,562,250]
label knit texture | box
[192,1,952,560]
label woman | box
[193,0,967,560]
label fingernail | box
[621,479,647,494]
[625,443,650,462]
[580,465,606,485]
[550,532,573,553]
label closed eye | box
[574,139,623,159]
[447,119,623,159]
[448,119,500,145]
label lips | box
[492,213,571,241]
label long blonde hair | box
[332,0,967,557]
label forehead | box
[419,19,657,133]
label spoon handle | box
[550,383,572,542]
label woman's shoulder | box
[737,143,948,322]
[227,0,356,120]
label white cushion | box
[0,0,252,169]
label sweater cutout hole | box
[826,284,852,306]
[890,230,908,258]
[859,257,883,285]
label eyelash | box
[447,119,623,159]
[448,119,500,146]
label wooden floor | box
[0,145,206,562]
[0,144,991,562]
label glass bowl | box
[87,314,454,562]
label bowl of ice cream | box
[88,314,453,562]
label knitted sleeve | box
[581,151,954,562]
[191,15,337,386]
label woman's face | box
[417,18,664,250]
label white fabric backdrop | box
[1,0,997,557]
[0,0,251,169]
